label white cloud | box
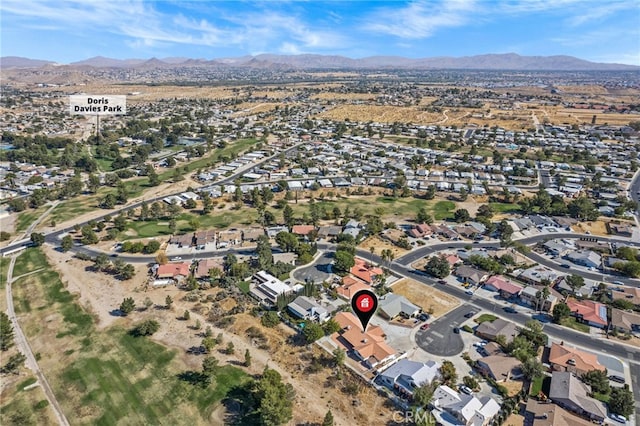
[362,0,477,39]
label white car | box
[610,413,627,423]
[171,256,182,261]
[459,385,473,395]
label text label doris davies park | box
[69,95,127,115]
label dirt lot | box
[572,220,609,236]
[390,278,460,318]
[359,236,409,259]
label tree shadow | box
[176,370,210,388]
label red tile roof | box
[291,225,315,235]
[350,258,383,284]
[484,275,523,295]
[566,298,607,326]
[157,262,190,278]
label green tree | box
[256,235,274,270]
[564,274,585,293]
[30,232,45,246]
[144,240,161,254]
[275,231,299,253]
[183,310,191,321]
[552,302,571,323]
[261,311,281,328]
[453,208,470,223]
[416,207,433,224]
[521,357,544,380]
[244,349,252,367]
[283,204,294,228]
[119,297,136,315]
[131,319,160,336]
[413,381,438,408]
[202,356,219,377]
[0,312,14,351]
[322,319,341,335]
[609,386,634,416]
[332,348,345,366]
[425,256,450,278]
[202,337,216,353]
[61,235,73,252]
[567,196,599,221]
[302,322,324,343]
[1,353,26,374]
[165,295,173,309]
[439,360,457,386]
[581,369,610,395]
[322,411,334,426]
[334,250,355,274]
[255,368,294,426]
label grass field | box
[12,247,48,278]
[474,313,498,324]
[49,198,97,224]
[9,248,250,425]
[488,202,520,214]
[16,205,50,232]
[560,317,590,333]
[0,256,10,289]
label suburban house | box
[483,275,523,299]
[517,266,563,286]
[565,298,608,328]
[194,258,224,280]
[475,318,519,344]
[547,343,605,376]
[543,240,573,257]
[524,399,594,426]
[454,266,489,286]
[272,252,297,265]
[242,227,265,242]
[350,258,383,284]
[378,359,440,396]
[431,385,501,426]
[156,262,191,282]
[317,225,342,240]
[519,286,559,312]
[564,250,602,269]
[610,308,640,335]
[291,225,315,237]
[555,278,593,297]
[442,253,462,268]
[332,312,397,369]
[336,276,370,300]
[609,224,634,237]
[548,371,607,423]
[217,229,242,248]
[407,223,433,238]
[475,355,521,383]
[287,296,329,323]
[381,228,407,246]
[169,233,193,248]
[377,294,421,320]
[194,230,216,249]
[249,270,299,307]
[610,286,640,307]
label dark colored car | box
[438,280,447,285]
[453,327,460,334]
[503,306,517,313]
[418,313,430,321]
[464,311,476,318]
[609,375,625,384]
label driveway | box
[292,251,334,284]
[415,305,474,356]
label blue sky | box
[1,0,639,65]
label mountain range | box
[1,53,638,71]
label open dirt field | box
[572,220,609,237]
[390,278,460,318]
[359,236,409,258]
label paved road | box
[415,304,468,356]
[292,251,334,283]
[6,256,70,426]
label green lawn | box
[236,281,250,294]
[10,247,250,424]
[529,375,544,397]
[474,313,498,324]
[49,198,97,224]
[0,257,10,289]
[16,205,50,232]
[13,247,49,278]
[560,317,590,333]
[489,202,521,214]
[432,200,456,220]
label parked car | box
[609,375,626,384]
[464,311,476,318]
[503,306,517,313]
[560,263,570,268]
[420,323,430,331]
[453,327,460,334]
[438,280,447,285]
[465,290,474,296]
[418,313,430,321]
[171,256,182,261]
[459,385,473,395]
[612,281,624,285]
[610,413,627,423]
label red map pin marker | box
[351,289,378,332]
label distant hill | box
[2,53,638,71]
[0,56,56,68]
